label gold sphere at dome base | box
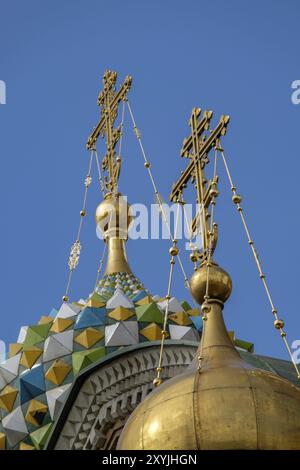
[189,262,232,306]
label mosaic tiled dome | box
[0,271,202,450]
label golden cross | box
[87,70,132,193]
[170,107,229,259]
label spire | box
[87,71,133,275]
[170,107,229,261]
[86,70,132,193]
[117,106,300,451]
[169,106,234,368]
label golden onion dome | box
[117,263,300,450]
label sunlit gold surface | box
[96,193,133,274]
[96,193,133,237]
[117,101,300,450]
[169,108,229,258]
[87,70,132,193]
[118,300,300,450]
[189,263,232,305]
[104,238,131,274]
[118,260,300,450]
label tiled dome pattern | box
[0,272,202,450]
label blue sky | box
[0,0,299,363]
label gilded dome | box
[118,266,300,450]
[118,348,300,449]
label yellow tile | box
[140,323,165,341]
[85,292,106,308]
[186,308,201,317]
[108,306,134,321]
[169,311,192,326]
[20,347,42,369]
[19,442,35,450]
[9,343,23,358]
[25,399,48,426]
[45,359,72,385]
[74,328,104,348]
[135,295,153,306]
[86,299,105,308]
[50,317,74,333]
[38,316,53,325]
[0,386,18,412]
[0,433,6,450]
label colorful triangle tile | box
[23,324,51,347]
[43,335,72,362]
[0,432,6,450]
[19,442,35,450]
[86,292,106,308]
[0,353,21,378]
[108,306,135,321]
[139,323,164,341]
[30,422,52,450]
[19,365,45,405]
[25,399,48,426]
[0,385,18,412]
[45,360,72,386]
[72,347,106,376]
[2,406,28,447]
[158,297,183,313]
[169,311,192,326]
[38,316,53,325]
[106,291,134,309]
[20,347,43,369]
[181,300,192,311]
[105,322,139,346]
[9,343,23,358]
[74,328,104,348]
[46,384,71,420]
[55,303,80,319]
[135,302,164,324]
[187,308,201,317]
[50,318,74,333]
[75,307,106,330]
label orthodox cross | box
[87,70,132,193]
[170,107,229,259]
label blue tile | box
[20,365,45,404]
[74,307,107,330]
